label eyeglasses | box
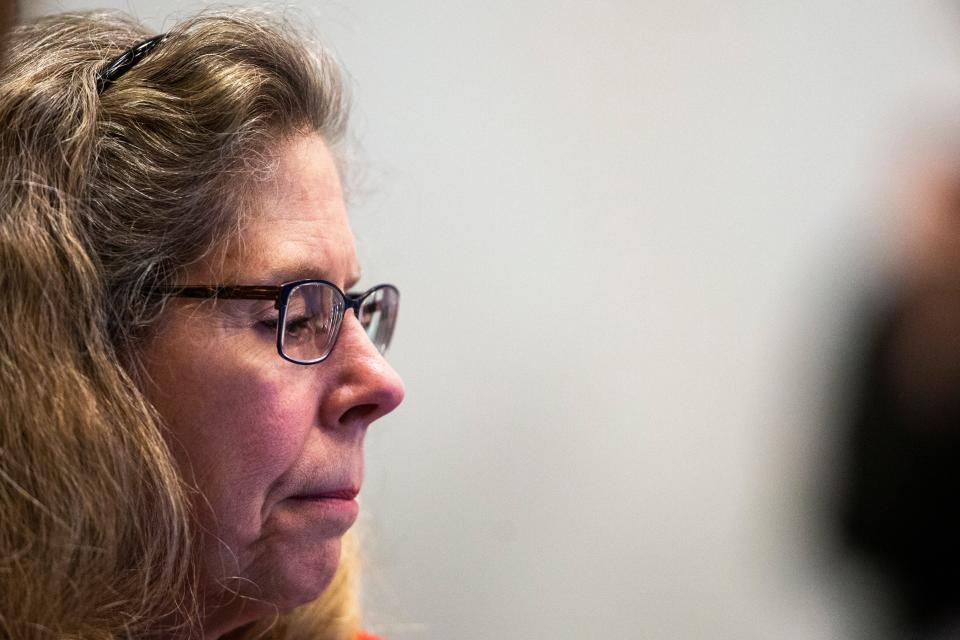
[155,280,398,365]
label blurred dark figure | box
[839,148,960,638]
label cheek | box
[143,337,318,539]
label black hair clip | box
[95,33,169,94]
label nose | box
[318,312,405,430]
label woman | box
[0,9,403,640]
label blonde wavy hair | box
[0,10,362,640]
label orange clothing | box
[356,632,382,640]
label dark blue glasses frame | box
[155,280,398,365]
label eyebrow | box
[257,261,362,290]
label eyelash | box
[257,314,311,333]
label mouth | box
[285,485,361,529]
[291,487,359,501]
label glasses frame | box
[155,279,398,365]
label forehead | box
[209,134,359,286]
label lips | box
[283,483,360,530]
[292,486,359,501]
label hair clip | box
[95,33,169,94]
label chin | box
[258,535,344,610]
[199,535,344,639]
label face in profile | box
[140,133,404,631]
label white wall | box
[26,1,960,637]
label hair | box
[0,10,361,639]
[0,2,14,44]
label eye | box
[358,297,385,327]
[256,315,315,341]
[284,314,313,337]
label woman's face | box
[140,134,404,633]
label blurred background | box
[24,1,960,637]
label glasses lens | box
[358,285,398,354]
[281,282,342,363]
